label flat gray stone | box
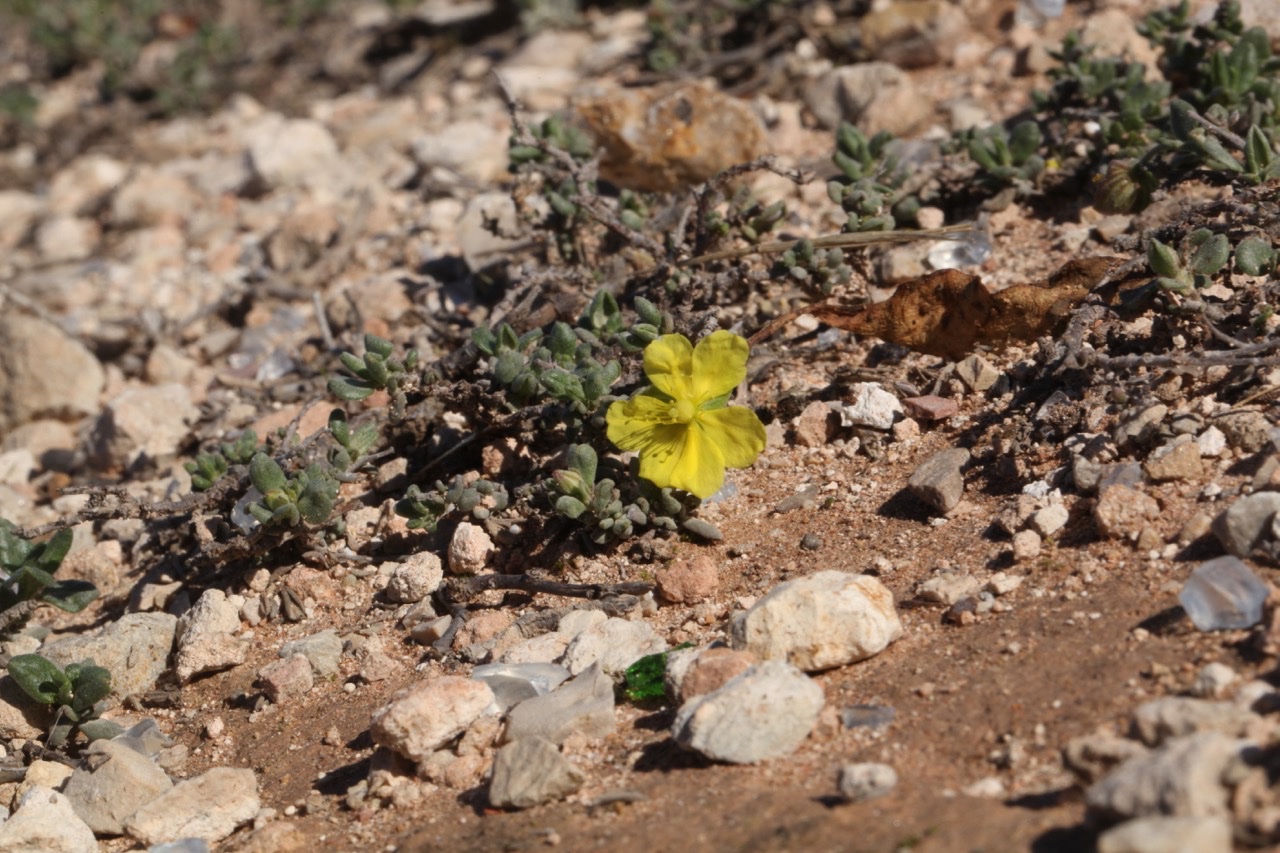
[673,659,824,764]
[279,628,343,677]
[124,767,259,845]
[955,354,999,393]
[908,448,970,514]
[1213,492,1280,558]
[63,738,173,835]
[40,612,177,700]
[503,662,615,745]
[488,737,585,809]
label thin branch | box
[684,223,979,267]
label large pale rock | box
[448,521,494,574]
[110,166,200,228]
[560,616,667,676]
[124,767,259,845]
[370,676,494,763]
[63,738,173,834]
[0,189,41,249]
[673,659,824,763]
[1086,733,1242,823]
[0,314,104,433]
[173,589,249,683]
[1096,814,1232,853]
[1131,697,1258,747]
[411,118,510,183]
[87,383,199,471]
[731,571,902,671]
[384,551,444,603]
[0,786,97,853]
[805,62,930,135]
[40,612,177,700]
[246,116,343,192]
[48,153,127,216]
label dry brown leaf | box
[751,256,1122,361]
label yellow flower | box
[606,331,766,499]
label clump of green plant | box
[244,453,340,529]
[508,114,595,167]
[772,238,852,297]
[1235,234,1277,276]
[395,475,509,532]
[827,123,917,231]
[185,429,260,492]
[1031,1,1280,212]
[1146,229,1278,298]
[546,444,695,546]
[0,520,98,634]
[328,333,418,421]
[961,120,1046,196]
[1147,228,1231,294]
[703,184,787,245]
[7,654,120,747]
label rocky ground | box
[2,0,1280,851]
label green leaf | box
[296,467,339,525]
[364,333,394,359]
[32,528,72,575]
[1188,232,1230,276]
[328,409,351,446]
[1147,239,1182,279]
[249,454,288,494]
[41,580,99,613]
[549,322,578,360]
[363,353,390,387]
[471,326,498,356]
[554,495,588,519]
[350,423,379,456]
[1008,121,1043,163]
[339,352,367,376]
[328,376,376,401]
[1245,125,1274,176]
[1235,235,1275,276]
[8,654,70,705]
[567,443,598,485]
[68,661,112,714]
[493,350,525,385]
[0,519,31,569]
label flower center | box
[670,398,696,423]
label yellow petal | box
[643,335,694,401]
[698,406,767,469]
[638,420,726,499]
[691,330,749,403]
[606,394,673,452]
